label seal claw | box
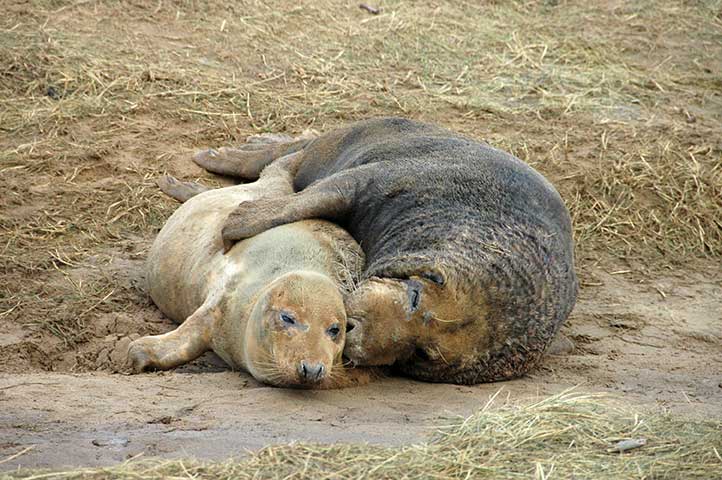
[127,341,155,373]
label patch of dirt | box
[2,0,721,472]
[1,261,720,469]
[0,253,168,374]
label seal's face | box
[344,271,489,372]
[246,272,347,388]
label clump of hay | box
[8,391,721,479]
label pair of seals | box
[194,117,578,384]
[128,147,364,388]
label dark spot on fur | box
[414,347,430,361]
[421,270,445,285]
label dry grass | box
[5,390,721,479]
[1,0,721,355]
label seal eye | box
[409,286,421,312]
[327,324,341,339]
[279,312,296,326]
[403,279,423,313]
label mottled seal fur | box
[194,117,578,384]
[128,154,365,388]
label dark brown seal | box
[194,117,578,384]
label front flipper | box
[127,304,216,372]
[221,178,351,248]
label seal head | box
[239,271,347,387]
[343,268,485,373]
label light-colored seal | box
[127,152,365,388]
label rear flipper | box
[156,175,210,203]
[127,304,215,372]
[192,132,316,180]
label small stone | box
[92,437,130,448]
[547,334,575,355]
[608,438,646,453]
[46,86,60,99]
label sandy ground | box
[2,0,721,474]
[2,262,720,470]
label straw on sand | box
[6,390,721,479]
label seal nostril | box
[298,361,326,382]
[298,362,325,382]
[346,317,359,333]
